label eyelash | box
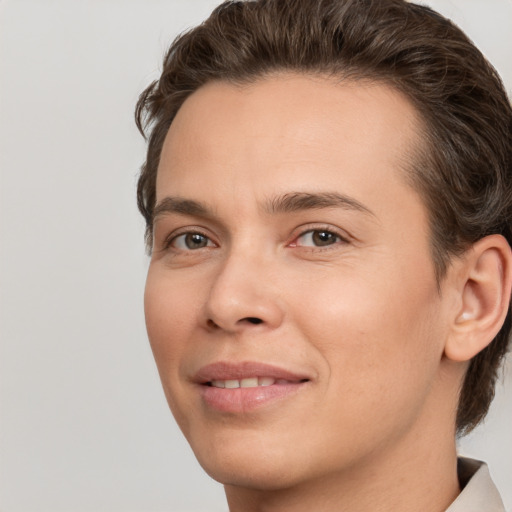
[162,225,349,253]
[291,227,349,249]
[163,229,215,251]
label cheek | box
[144,266,206,433]
[144,267,201,373]
[291,258,444,408]
[282,273,445,466]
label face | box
[145,74,454,490]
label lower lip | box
[199,382,307,413]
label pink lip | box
[193,361,311,413]
[194,361,310,383]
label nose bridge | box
[204,241,283,332]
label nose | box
[203,251,284,333]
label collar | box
[446,458,505,512]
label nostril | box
[245,317,263,325]
[206,316,264,329]
[207,319,219,329]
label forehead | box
[157,73,423,212]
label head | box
[136,0,512,484]
[137,0,512,436]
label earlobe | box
[444,235,512,362]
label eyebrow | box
[153,197,210,220]
[264,192,374,216]
[152,191,375,222]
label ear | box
[444,235,512,362]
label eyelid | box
[173,233,215,250]
[161,227,218,251]
[289,224,352,248]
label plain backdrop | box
[0,1,511,511]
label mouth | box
[206,377,308,388]
[194,362,311,413]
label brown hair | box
[135,0,512,435]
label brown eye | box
[172,232,213,250]
[312,231,338,246]
[296,230,342,247]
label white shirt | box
[447,458,505,512]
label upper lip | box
[193,361,312,384]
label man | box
[136,0,512,510]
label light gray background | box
[0,1,511,511]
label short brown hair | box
[135,0,512,435]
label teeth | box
[258,377,275,386]
[241,377,258,388]
[210,377,277,388]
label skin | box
[144,74,509,512]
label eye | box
[170,232,215,250]
[295,229,344,247]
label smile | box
[194,362,311,413]
[208,377,300,388]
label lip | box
[194,361,311,383]
[193,361,311,413]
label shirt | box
[446,458,506,512]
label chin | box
[199,456,302,491]
[189,431,312,491]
